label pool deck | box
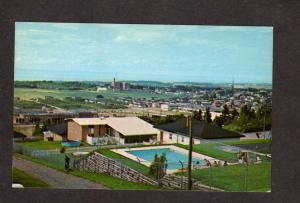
[111,145,220,174]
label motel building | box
[158,130,201,145]
[67,117,160,145]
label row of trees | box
[192,104,272,133]
[213,104,272,132]
[15,81,97,90]
[149,153,168,179]
[192,107,212,123]
[32,122,47,136]
[139,114,186,126]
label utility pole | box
[188,115,193,190]
[263,104,266,139]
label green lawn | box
[222,139,271,145]
[19,141,63,150]
[14,153,158,190]
[176,143,238,162]
[176,139,272,163]
[97,148,152,177]
[13,167,50,188]
[181,162,271,192]
[14,99,44,109]
[17,140,90,150]
[14,87,176,101]
[71,170,159,190]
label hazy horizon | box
[14,79,272,85]
[15,23,273,84]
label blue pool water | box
[61,140,81,147]
[127,148,205,170]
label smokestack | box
[112,78,116,90]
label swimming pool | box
[61,140,81,147]
[127,148,205,170]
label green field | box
[182,162,271,192]
[13,167,50,188]
[14,153,158,190]
[18,141,63,150]
[14,87,177,100]
[71,170,159,190]
[16,140,90,150]
[176,143,238,162]
[97,148,152,177]
[222,139,271,145]
[176,139,271,163]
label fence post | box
[209,164,212,191]
[179,160,184,189]
[244,162,248,191]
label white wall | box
[160,130,200,145]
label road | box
[13,156,108,189]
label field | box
[71,170,159,190]
[18,140,65,150]
[177,139,271,162]
[13,167,50,187]
[14,88,177,100]
[14,153,158,190]
[13,139,271,191]
[182,162,271,192]
[97,148,152,177]
[176,143,238,162]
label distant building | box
[112,78,116,90]
[97,87,107,91]
[13,109,97,125]
[160,103,178,111]
[43,123,67,142]
[111,78,129,90]
[121,81,125,90]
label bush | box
[149,153,167,179]
[60,146,66,154]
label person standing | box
[65,155,70,172]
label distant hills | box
[14,80,272,90]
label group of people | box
[203,159,228,167]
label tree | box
[41,122,48,131]
[213,116,224,128]
[149,153,168,179]
[194,109,203,121]
[60,146,66,154]
[222,105,230,121]
[204,107,212,123]
[32,121,43,136]
[230,108,239,120]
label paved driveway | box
[13,156,108,189]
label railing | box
[74,152,158,186]
[86,134,120,146]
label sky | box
[15,22,273,83]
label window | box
[169,133,172,140]
[181,136,184,142]
[88,125,94,136]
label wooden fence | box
[159,174,224,191]
[74,151,223,191]
[74,152,158,186]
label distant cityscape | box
[13,77,272,125]
[92,78,271,113]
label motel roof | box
[71,117,108,125]
[154,118,244,139]
[47,122,68,136]
[70,117,159,136]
